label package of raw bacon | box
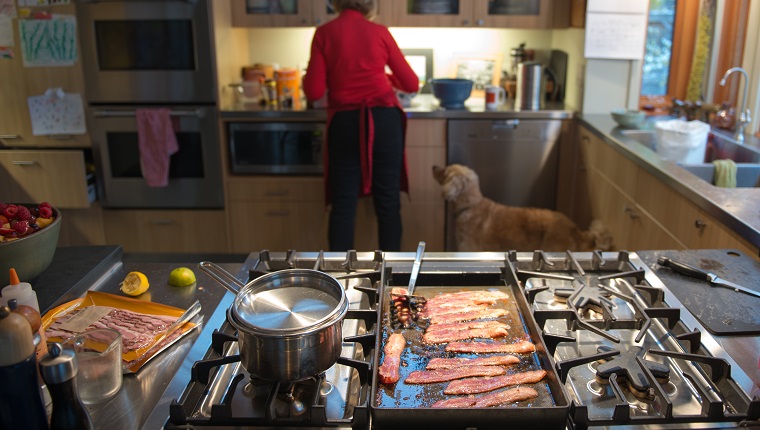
[41,291,201,373]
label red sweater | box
[302,9,419,108]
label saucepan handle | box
[199,261,245,294]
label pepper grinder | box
[39,343,94,430]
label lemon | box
[120,271,149,296]
[168,267,196,287]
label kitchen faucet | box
[719,67,751,143]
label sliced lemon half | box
[168,267,196,287]
[120,271,150,296]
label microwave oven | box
[228,122,325,175]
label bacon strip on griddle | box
[389,287,413,328]
[445,340,536,354]
[426,355,520,370]
[428,308,508,325]
[423,325,510,344]
[405,365,506,384]
[378,333,406,385]
[425,320,509,334]
[444,369,547,395]
[426,290,508,306]
[432,386,539,408]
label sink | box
[679,163,760,188]
[618,129,760,188]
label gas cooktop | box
[147,250,760,430]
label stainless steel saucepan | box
[199,261,348,382]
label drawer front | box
[228,201,328,252]
[227,177,324,202]
[0,150,91,208]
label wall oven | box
[228,122,325,175]
[77,0,215,104]
[89,106,223,208]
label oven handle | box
[93,108,205,118]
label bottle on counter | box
[0,268,40,312]
[39,343,94,430]
[0,305,50,430]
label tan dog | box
[433,164,613,252]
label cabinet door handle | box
[475,19,484,26]
[266,210,290,217]
[623,205,640,219]
[694,219,707,231]
[0,134,20,140]
[11,160,39,166]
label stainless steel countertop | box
[578,114,760,252]
[220,94,575,120]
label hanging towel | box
[136,108,179,188]
[712,159,737,188]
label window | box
[642,0,676,96]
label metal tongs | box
[390,241,427,328]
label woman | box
[302,0,419,252]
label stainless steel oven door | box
[77,0,215,104]
[89,106,223,209]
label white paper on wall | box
[584,12,648,60]
[0,15,13,45]
[27,88,86,135]
[0,0,16,17]
[587,0,648,14]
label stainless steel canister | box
[516,61,544,110]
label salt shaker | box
[0,305,49,430]
[39,343,94,430]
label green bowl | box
[0,205,62,287]
[611,108,646,128]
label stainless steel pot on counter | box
[198,262,348,382]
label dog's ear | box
[442,171,467,201]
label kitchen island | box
[31,246,760,429]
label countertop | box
[28,247,760,428]
[220,94,575,120]
[578,114,760,252]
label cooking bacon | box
[445,340,536,354]
[389,287,413,328]
[444,369,547,395]
[432,386,539,408]
[429,308,508,325]
[426,355,520,370]
[426,290,508,306]
[405,365,506,384]
[378,333,406,385]
[423,325,510,344]
[425,320,509,334]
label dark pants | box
[327,107,404,251]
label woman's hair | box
[332,0,377,19]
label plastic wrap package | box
[654,119,710,164]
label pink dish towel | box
[136,108,179,187]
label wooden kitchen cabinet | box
[390,0,569,29]
[0,3,90,148]
[354,119,446,251]
[231,0,391,27]
[578,123,758,255]
[226,177,328,252]
[102,210,228,253]
[0,150,93,209]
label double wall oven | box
[78,0,223,208]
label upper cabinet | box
[389,0,570,29]
[231,0,391,27]
[0,4,90,148]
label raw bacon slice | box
[378,333,406,385]
[429,308,508,325]
[426,355,520,370]
[405,365,506,384]
[445,340,536,354]
[423,326,509,344]
[444,370,547,395]
[432,387,539,408]
[425,320,508,334]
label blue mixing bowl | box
[430,78,473,109]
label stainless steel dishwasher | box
[445,119,564,250]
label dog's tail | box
[588,219,614,251]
